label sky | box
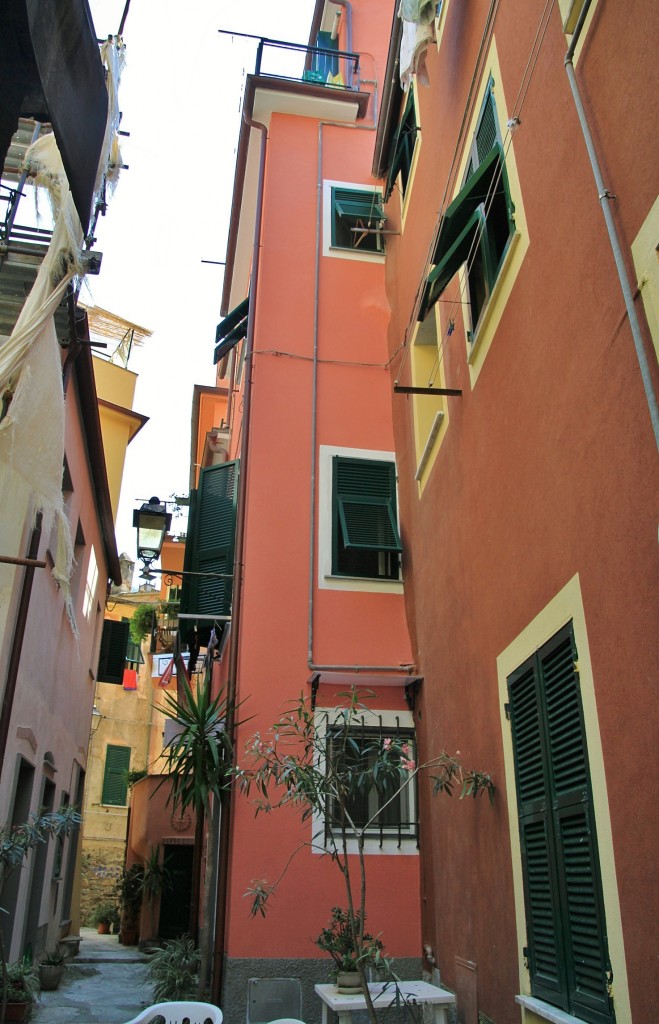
[85,0,316,560]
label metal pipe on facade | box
[564,0,659,450]
[211,112,269,1008]
[0,516,42,780]
[307,92,409,678]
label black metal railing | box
[253,37,360,92]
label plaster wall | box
[0,372,111,959]
[224,98,419,973]
[382,1,659,1022]
[93,357,141,521]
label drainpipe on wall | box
[306,103,413,680]
[0,515,42,781]
[211,112,268,1009]
[564,0,659,450]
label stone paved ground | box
[31,927,153,1024]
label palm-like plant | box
[157,666,233,994]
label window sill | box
[516,995,587,1024]
[326,244,385,264]
[321,572,404,595]
[313,835,419,857]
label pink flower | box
[383,738,392,750]
[401,743,411,756]
[402,758,416,772]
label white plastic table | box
[315,980,456,1024]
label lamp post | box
[132,496,171,579]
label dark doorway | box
[158,844,193,940]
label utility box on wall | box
[248,978,302,1023]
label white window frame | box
[318,445,404,593]
[322,179,386,263]
[312,705,418,857]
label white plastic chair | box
[123,1001,223,1024]
[267,1019,306,1023]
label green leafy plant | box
[129,603,157,644]
[90,901,120,928]
[157,671,235,993]
[236,688,495,1023]
[115,864,144,942]
[143,936,200,1002]
[40,949,66,966]
[3,959,38,1005]
[316,906,384,978]
[1,807,81,1023]
[140,845,172,940]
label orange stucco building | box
[178,1,657,1022]
[372,2,658,1024]
[179,2,422,1019]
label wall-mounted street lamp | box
[132,497,233,621]
[133,496,172,579]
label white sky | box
[86,0,316,560]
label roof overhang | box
[372,7,404,179]
[221,73,369,314]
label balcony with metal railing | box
[232,34,372,122]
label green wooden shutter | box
[385,92,417,199]
[182,461,239,618]
[101,745,130,805]
[331,188,384,250]
[509,659,568,1006]
[97,620,130,684]
[333,458,401,552]
[508,625,615,1024]
[420,207,483,320]
[542,632,614,1024]
[476,86,498,163]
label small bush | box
[143,935,200,1001]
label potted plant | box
[1,958,38,1022]
[115,864,143,946]
[139,845,171,946]
[142,936,200,1001]
[90,901,119,934]
[38,949,66,991]
[315,906,384,992]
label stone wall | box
[79,842,125,924]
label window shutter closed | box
[181,461,239,618]
[508,626,614,1024]
[101,744,130,805]
[97,620,130,684]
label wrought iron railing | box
[253,37,360,92]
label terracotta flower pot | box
[4,1003,29,1022]
[97,922,111,934]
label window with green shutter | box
[101,745,130,806]
[385,91,419,201]
[97,619,130,684]
[332,457,402,579]
[507,623,615,1024]
[180,460,239,619]
[419,78,515,330]
[331,188,385,253]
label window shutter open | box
[385,92,417,200]
[432,143,505,265]
[97,619,130,684]
[334,458,401,552]
[181,460,239,618]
